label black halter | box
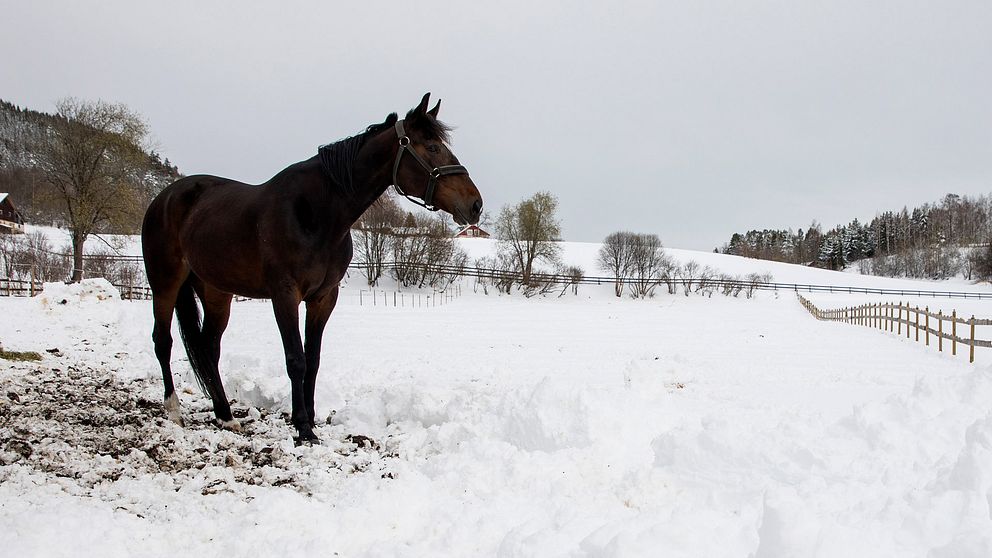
[391,119,469,211]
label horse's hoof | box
[164,393,184,426]
[294,435,321,447]
[294,425,320,446]
[217,418,242,433]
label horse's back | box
[142,175,261,289]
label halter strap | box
[391,119,469,211]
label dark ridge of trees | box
[720,193,992,280]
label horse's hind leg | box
[195,282,239,431]
[152,287,185,425]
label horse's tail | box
[174,277,220,403]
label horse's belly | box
[186,252,270,298]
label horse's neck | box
[279,133,396,233]
[343,134,397,223]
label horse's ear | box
[384,112,398,126]
[428,99,441,119]
[414,93,431,115]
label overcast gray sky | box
[2,1,990,250]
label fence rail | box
[797,293,989,363]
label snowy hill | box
[458,237,991,294]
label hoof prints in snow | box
[0,362,395,497]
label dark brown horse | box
[141,94,482,442]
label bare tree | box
[973,243,992,281]
[695,265,717,297]
[678,260,701,296]
[495,191,562,287]
[559,265,584,297]
[744,272,772,299]
[627,233,669,299]
[473,254,517,295]
[597,231,635,297]
[37,98,151,282]
[353,192,404,286]
[391,214,467,289]
[0,233,20,279]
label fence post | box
[925,307,930,346]
[897,303,902,336]
[970,317,976,364]
[938,311,943,352]
[915,306,919,342]
[952,310,957,356]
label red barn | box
[454,225,490,239]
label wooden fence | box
[0,277,152,300]
[797,293,991,363]
[1,278,43,297]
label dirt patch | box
[0,360,395,498]
[0,348,43,362]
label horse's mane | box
[318,113,399,196]
[318,109,453,196]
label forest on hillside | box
[721,193,992,281]
[0,99,181,231]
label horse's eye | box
[427,144,440,153]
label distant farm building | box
[0,193,25,234]
[455,225,490,239]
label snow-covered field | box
[3,244,992,557]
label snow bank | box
[36,278,121,309]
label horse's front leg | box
[271,291,317,443]
[303,287,340,428]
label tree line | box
[720,193,992,281]
[351,188,774,300]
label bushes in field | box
[352,194,468,290]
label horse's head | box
[391,93,483,226]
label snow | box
[3,251,992,556]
